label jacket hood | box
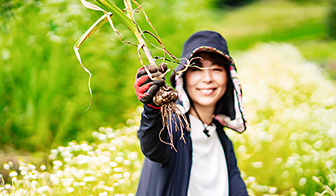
[170,30,246,133]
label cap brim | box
[188,46,232,63]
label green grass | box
[212,0,336,79]
[217,0,327,46]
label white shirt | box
[187,115,229,196]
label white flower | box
[83,176,96,182]
[53,160,63,169]
[115,157,123,163]
[31,180,38,187]
[28,163,36,170]
[109,162,117,167]
[3,163,10,170]
[56,170,63,178]
[40,164,47,171]
[9,171,18,178]
[104,186,114,191]
[123,160,131,166]
[64,157,72,163]
[11,177,18,183]
[123,172,131,178]
[18,166,27,172]
[108,146,117,151]
[50,149,58,155]
[99,191,108,196]
[67,187,75,193]
[127,152,138,160]
[103,167,111,174]
[61,178,74,187]
[21,170,27,176]
[92,131,99,138]
[73,181,79,187]
[48,154,57,160]
[107,133,116,139]
[299,178,307,186]
[113,167,123,172]
[8,161,14,167]
[4,184,11,190]
[251,162,263,169]
[98,127,105,132]
[58,146,66,152]
[268,187,277,194]
[61,150,72,158]
[112,182,120,187]
[247,176,256,183]
[72,144,81,151]
[79,182,86,186]
[98,134,107,141]
[37,186,49,193]
[81,143,93,152]
[113,173,123,179]
[50,174,60,185]
[27,171,37,179]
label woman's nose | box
[202,69,213,82]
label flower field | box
[0,124,143,196]
[232,43,336,195]
[1,43,336,196]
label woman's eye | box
[189,67,200,71]
[213,67,224,71]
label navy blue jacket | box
[136,104,248,196]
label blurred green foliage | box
[327,0,336,40]
[0,0,216,152]
[0,0,335,153]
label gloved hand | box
[134,64,167,108]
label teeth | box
[200,89,213,94]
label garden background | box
[1,0,336,195]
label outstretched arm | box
[134,64,171,164]
[137,104,171,164]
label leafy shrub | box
[0,0,216,151]
[327,0,336,40]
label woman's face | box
[185,56,228,111]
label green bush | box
[327,0,336,40]
[0,0,216,152]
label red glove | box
[134,64,167,108]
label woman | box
[134,30,248,196]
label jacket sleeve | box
[137,104,171,164]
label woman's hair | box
[191,52,230,72]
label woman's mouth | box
[198,88,216,95]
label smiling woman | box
[134,30,247,196]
